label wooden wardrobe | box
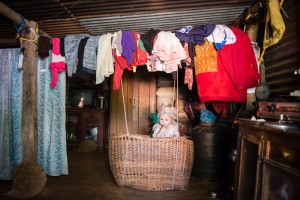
[109,69,156,136]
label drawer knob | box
[282,151,290,158]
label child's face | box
[159,113,172,127]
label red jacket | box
[219,28,260,90]
[196,28,259,102]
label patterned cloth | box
[38,55,68,176]
[0,49,23,180]
[184,67,193,90]
[153,31,187,73]
[83,35,100,74]
[194,41,218,73]
[64,34,89,77]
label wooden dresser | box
[66,107,108,148]
[234,122,300,200]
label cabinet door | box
[235,126,263,200]
[109,70,156,136]
[66,110,81,145]
[132,71,156,135]
[110,71,133,136]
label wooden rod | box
[0,1,51,38]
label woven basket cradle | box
[109,133,194,191]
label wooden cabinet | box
[66,107,108,148]
[110,70,156,136]
[234,123,300,200]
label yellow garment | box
[259,0,285,63]
[194,41,217,74]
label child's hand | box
[158,126,166,134]
[160,126,166,131]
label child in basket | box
[152,106,180,138]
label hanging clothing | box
[140,28,160,55]
[195,41,247,102]
[96,33,114,84]
[184,67,193,90]
[152,31,187,73]
[83,35,100,74]
[212,102,230,119]
[112,31,123,55]
[38,36,51,59]
[64,34,89,77]
[206,25,236,50]
[50,38,66,88]
[194,40,218,73]
[60,37,65,56]
[219,28,260,90]
[121,31,136,65]
[183,42,192,66]
[76,37,91,81]
[37,55,68,176]
[130,32,148,67]
[0,49,23,180]
[188,43,197,67]
[175,24,215,45]
[112,49,132,90]
[259,0,285,63]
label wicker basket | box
[109,133,194,191]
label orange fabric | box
[194,41,218,74]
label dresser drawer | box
[267,141,300,171]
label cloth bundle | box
[200,108,216,124]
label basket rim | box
[110,133,193,142]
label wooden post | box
[21,21,38,163]
[246,24,259,110]
[0,2,47,197]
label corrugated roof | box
[0,0,255,47]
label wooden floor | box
[0,146,232,200]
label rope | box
[121,78,129,135]
[176,69,179,132]
[173,78,176,106]
[120,78,129,186]
[171,138,179,189]
[171,68,180,189]
[231,103,245,130]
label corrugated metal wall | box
[263,0,300,96]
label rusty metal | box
[0,0,254,47]
[264,0,300,96]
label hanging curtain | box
[37,54,68,176]
[0,49,23,180]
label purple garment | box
[175,24,216,45]
[121,31,136,65]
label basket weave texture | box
[109,134,194,191]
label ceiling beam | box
[0,2,51,38]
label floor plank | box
[0,146,229,200]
